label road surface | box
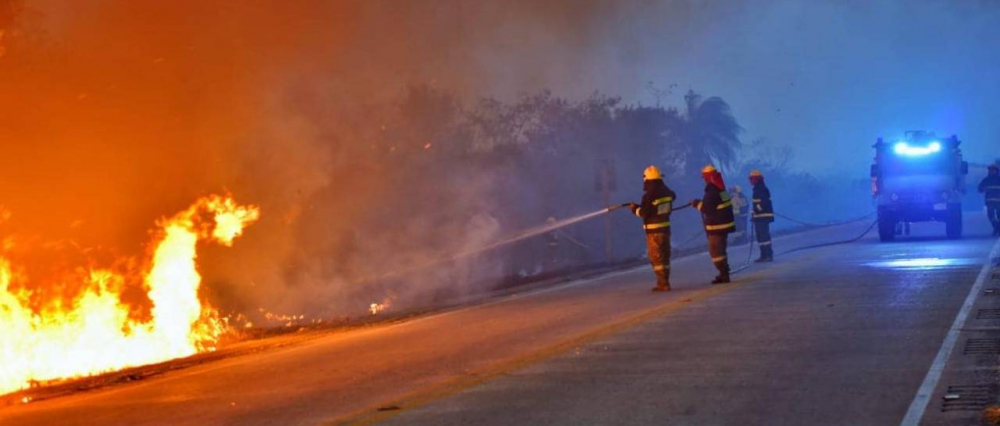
[3,213,999,426]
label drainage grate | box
[977,309,1000,320]
[941,385,995,412]
[964,338,1000,355]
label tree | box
[668,90,744,176]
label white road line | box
[899,238,1000,426]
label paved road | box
[3,214,999,426]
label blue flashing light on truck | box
[871,131,969,242]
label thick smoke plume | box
[0,0,633,319]
[3,1,999,322]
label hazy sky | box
[450,0,1000,172]
[14,0,1000,175]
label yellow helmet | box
[701,164,717,174]
[643,165,663,181]
[749,169,763,178]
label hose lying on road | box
[774,211,877,228]
[774,219,879,257]
[730,224,757,274]
[729,212,878,275]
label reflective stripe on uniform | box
[753,213,774,218]
[644,222,671,230]
[705,222,735,231]
[711,255,727,262]
[652,196,673,205]
[653,197,673,215]
[759,241,772,246]
[652,264,670,271]
[717,200,733,210]
[752,198,762,202]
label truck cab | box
[871,131,968,242]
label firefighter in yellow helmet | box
[627,165,677,291]
[690,164,735,284]
[749,170,775,262]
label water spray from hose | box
[366,205,634,283]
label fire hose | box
[607,203,692,213]
[729,213,878,275]
[613,202,878,275]
[611,200,879,274]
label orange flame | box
[0,194,259,395]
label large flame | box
[0,194,259,395]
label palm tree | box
[668,90,743,176]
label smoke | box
[0,0,623,318]
[3,0,1000,320]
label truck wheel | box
[878,213,895,242]
[945,205,962,239]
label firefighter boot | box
[712,261,730,284]
[762,245,774,262]
[651,267,671,292]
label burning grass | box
[0,194,259,396]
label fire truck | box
[870,131,969,242]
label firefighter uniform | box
[750,170,775,262]
[631,166,676,292]
[980,165,1000,236]
[692,165,735,284]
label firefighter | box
[690,165,735,284]
[730,185,749,245]
[980,164,1000,236]
[627,165,676,292]
[749,170,775,262]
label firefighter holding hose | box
[627,166,677,292]
[690,165,735,284]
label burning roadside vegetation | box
[0,0,886,401]
[0,195,258,396]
